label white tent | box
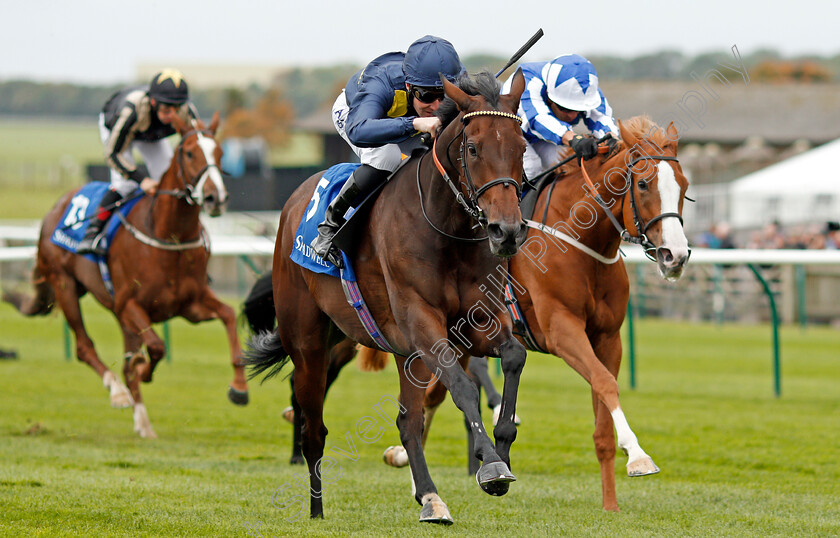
[729,138,840,230]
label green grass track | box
[0,300,838,536]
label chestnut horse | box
[246,71,529,524]
[386,116,691,512]
[4,113,249,438]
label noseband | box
[624,155,684,257]
[581,152,686,261]
[158,128,223,206]
[431,110,522,227]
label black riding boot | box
[76,218,108,256]
[77,189,123,256]
[311,164,387,267]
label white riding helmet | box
[542,54,602,111]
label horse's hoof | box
[281,406,294,423]
[133,404,157,439]
[289,455,305,465]
[110,389,134,409]
[227,386,249,406]
[383,445,409,468]
[475,461,516,496]
[419,493,453,525]
[627,455,660,477]
[103,372,134,408]
[135,426,158,439]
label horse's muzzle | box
[487,220,527,258]
[203,192,228,217]
[656,246,690,280]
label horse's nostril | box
[487,224,504,241]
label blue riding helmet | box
[403,35,466,88]
[542,54,602,111]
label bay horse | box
[3,112,249,438]
[385,116,692,512]
[246,71,529,524]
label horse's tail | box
[2,266,55,316]
[356,345,389,372]
[244,330,290,383]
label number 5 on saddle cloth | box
[289,148,424,354]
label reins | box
[420,109,522,241]
[580,153,682,259]
[535,142,685,263]
[116,211,209,251]
[172,128,224,206]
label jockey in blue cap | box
[502,54,619,180]
[312,35,466,267]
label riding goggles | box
[410,85,445,104]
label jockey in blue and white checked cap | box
[502,54,619,179]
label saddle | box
[50,182,144,262]
[519,169,562,222]
[331,143,430,255]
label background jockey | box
[501,54,619,181]
[77,69,198,256]
[312,35,466,268]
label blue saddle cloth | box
[289,163,359,281]
[50,182,143,262]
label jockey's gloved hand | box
[603,133,620,153]
[569,134,599,160]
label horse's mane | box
[619,115,670,149]
[436,71,502,128]
[555,115,671,177]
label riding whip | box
[495,28,544,78]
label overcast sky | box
[4,0,838,85]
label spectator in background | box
[696,221,736,248]
[713,222,736,249]
[755,221,786,249]
[825,221,840,249]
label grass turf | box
[0,299,838,537]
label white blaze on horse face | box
[194,133,228,203]
[656,161,689,255]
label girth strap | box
[339,268,400,355]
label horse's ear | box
[171,112,188,135]
[209,111,221,135]
[500,68,526,112]
[442,76,473,111]
[666,121,679,144]
[617,119,638,148]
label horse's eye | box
[467,144,477,157]
[637,180,649,191]
[185,151,193,159]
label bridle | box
[580,150,687,261]
[128,126,221,251]
[157,128,224,206]
[424,109,522,237]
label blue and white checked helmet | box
[542,54,601,111]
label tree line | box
[1,49,837,121]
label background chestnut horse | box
[4,113,249,438]
[247,71,529,524]
[386,116,692,512]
